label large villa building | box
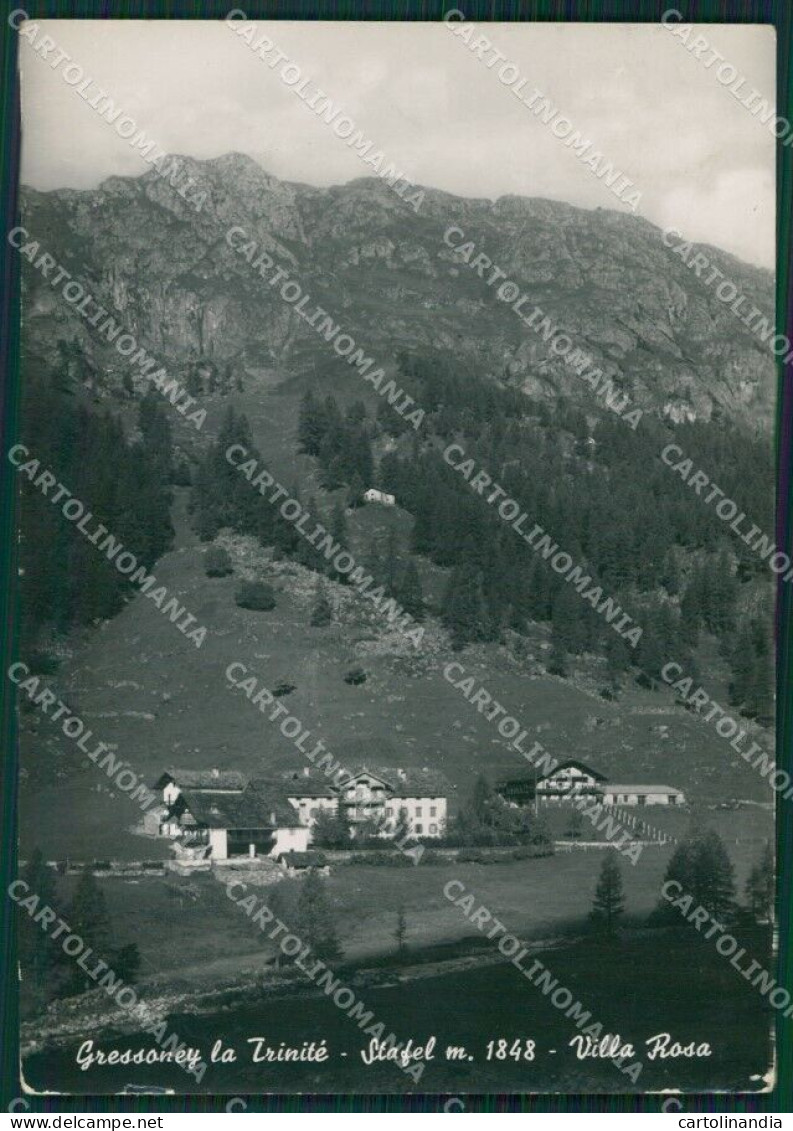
[496,759,686,808]
[151,763,450,862]
[286,765,449,838]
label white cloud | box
[17,18,775,267]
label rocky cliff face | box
[19,153,776,427]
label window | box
[415,807,422,817]
[414,824,423,834]
[310,808,318,818]
[386,807,393,817]
[429,824,437,835]
[430,806,437,817]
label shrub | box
[235,580,276,610]
[172,458,192,486]
[273,681,296,698]
[344,853,414,867]
[28,650,60,676]
[344,666,367,686]
[310,590,333,627]
[205,546,233,578]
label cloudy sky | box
[18,18,775,267]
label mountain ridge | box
[19,151,776,429]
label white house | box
[601,784,686,807]
[339,766,448,838]
[283,767,339,827]
[287,765,449,839]
[363,488,396,506]
[155,760,451,854]
[154,770,309,861]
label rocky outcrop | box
[19,154,776,427]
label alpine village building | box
[151,765,449,863]
[496,759,686,808]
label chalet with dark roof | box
[534,760,607,798]
[495,760,686,809]
[155,771,308,860]
[154,746,453,851]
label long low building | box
[496,759,686,808]
[600,783,686,806]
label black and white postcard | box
[5,10,787,1101]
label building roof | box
[180,783,300,829]
[280,771,337,798]
[538,760,607,782]
[496,771,541,787]
[156,769,249,792]
[602,784,684,795]
[346,765,450,797]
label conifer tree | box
[394,904,408,957]
[442,563,488,650]
[311,807,349,848]
[113,942,141,984]
[394,560,425,620]
[745,842,774,923]
[18,850,61,982]
[293,871,342,963]
[551,587,586,655]
[347,472,365,508]
[652,830,736,924]
[66,870,112,991]
[589,852,625,935]
[297,389,325,456]
[310,583,333,628]
[68,870,111,955]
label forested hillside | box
[15,156,777,736]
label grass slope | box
[20,376,775,864]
